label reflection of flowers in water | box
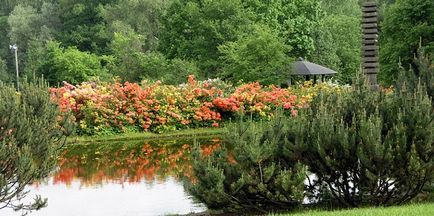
[52,139,221,186]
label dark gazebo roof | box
[292,58,337,76]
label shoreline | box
[66,127,226,144]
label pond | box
[4,137,222,216]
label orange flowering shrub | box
[50,76,344,135]
[212,82,306,119]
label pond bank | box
[67,127,226,144]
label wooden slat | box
[363,62,379,68]
[363,68,378,74]
[363,50,378,56]
[363,57,379,62]
[363,12,378,18]
[363,34,378,39]
[363,28,378,34]
[362,7,377,12]
[362,2,377,7]
[362,23,377,28]
[363,39,377,45]
[362,17,378,23]
[362,45,379,51]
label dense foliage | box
[293,82,433,206]
[0,0,367,86]
[0,80,72,212]
[189,78,433,212]
[187,115,306,212]
[218,24,291,85]
[311,0,361,84]
[380,0,434,84]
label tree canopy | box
[380,0,434,84]
[0,0,432,86]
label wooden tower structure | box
[362,0,379,88]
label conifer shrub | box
[395,48,434,105]
[0,80,73,211]
[286,80,433,207]
[187,114,306,213]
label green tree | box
[6,3,60,75]
[22,39,48,81]
[109,27,198,83]
[163,58,199,85]
[100,0,168,52]
[311,14,361,84]
[38,41,109,85]
[309,0,361,84]
[218,25,291,85]
[243,0,323,58]
[0,0,46,15]
[0,15,10,66]
[136,52,199,84]
[109,26,145,81]
[159,0,252,77]
[322,0,362,16]
[56,0,116,54]
[379,0,434,84]
[7,5,42,51]
[0,80,73,212]
[0,58,10,82]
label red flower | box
[283,102,292,109]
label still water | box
[4,137,221,216]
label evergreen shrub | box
[187,114,306,213]
[287,80,433,207]
[189,78,433,212]
[0,80,73,211]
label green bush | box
[187,114,306,213]
[0,80,73,211]
[0,58,9,82]
[287,80,433,207]
[218,24,291,85]
[38,41,109,85]
[137,52,200,85]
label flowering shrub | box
[50,76,347,135]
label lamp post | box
[9,44,19,90]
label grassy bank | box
[67,127,226,144]
[271,202,434,216]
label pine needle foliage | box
[0,80,73,212]
[187,114,306,213]
[395,48,434,105]
[287,79,434,207]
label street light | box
[9,44,19,90]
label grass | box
[67,127,226,144]
[270,202,434,216]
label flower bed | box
[50,76,347,135]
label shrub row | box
[50,76,346,135]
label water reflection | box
[53,137,220,186]
[4,137,221,216]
